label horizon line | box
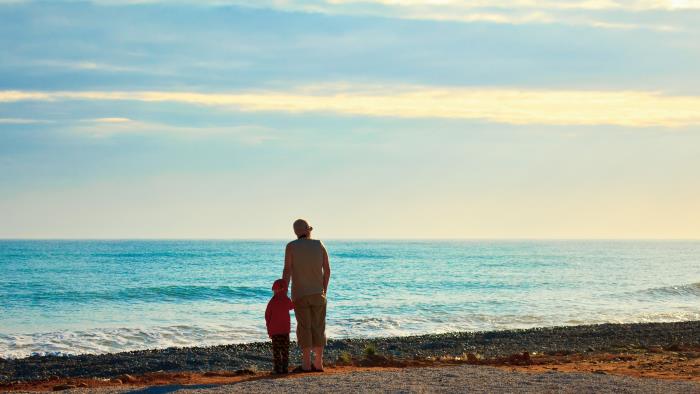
[1,237,698,241]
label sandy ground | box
[7,364,700,394]
[4,348,699,393]
[148,365,700,394]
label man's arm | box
[282,243,292,285]
[322,244,331,295]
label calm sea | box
[1,240,698,358]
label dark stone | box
[119,373,137,383]
[235,369,256,376]
[52,384,77,391]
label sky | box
[1,0,699,239]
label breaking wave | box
[638,282,700,298]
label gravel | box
[194,365,700,394]
[2,321,699,383]
[39,365,700,394]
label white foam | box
[2,310,700,359]
[0,324,263,359]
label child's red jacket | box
[265,293,294,337]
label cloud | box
[30,60,142,73]
[69,117,275,143]
[90,117,132,123]
[0,0,687,31]
[80,0,700,11]
[0,118,51,124]
[323,1,700,11]
[2,86,700,127]
[77,0,698,31]
[296,0,695,30]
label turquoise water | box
[1,240,699,358]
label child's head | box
[271,279,287,294]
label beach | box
[9,364,700,393]
[2,321,699,392]
[2,241,699,392]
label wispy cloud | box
[90,117,133,123]
[3,86,700,127]
[77,0,698,30]
[4,1,695,31]
[322,1,700,11]
[0,118,51,124]
[82,0,700,11]
[290,0,695,30]
[30,60,142,73]
[70,117,275,143]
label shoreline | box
[1,321,699,385]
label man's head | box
[293,218,313,238]
[272,279,287,294]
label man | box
[283,218,331,372]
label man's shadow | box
[124,372,298,393]
[126,384,217,394]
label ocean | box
[1,240,698,358]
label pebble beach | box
[2,321,699,392]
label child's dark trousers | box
[271,334,290,374]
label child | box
[265,279,294,374]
